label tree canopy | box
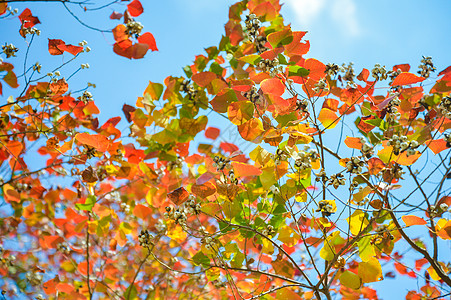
[1,0,451,299]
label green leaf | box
[124,284,137,299]
[238,54,262,65]
[288,66,309,77]
[183,65,193,78]
[358,236,376,262]
[192,251,211,268]
[75,195,96,212]
[267,28,293,48]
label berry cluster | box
[329,173,346,189]
[325,63,340,77]
[384,95,401,122]
[313,78,329,93]
[316,200,335,217]
[125,21,144,37]
[138,229,154,249]
[21,27,41,36]
[180,79,198,100]
[164,195,201,227]
[56,242,70,255]
[242,86,262,105]
[341,62,356,87]
[203,236,216,251]
[371,64,389,80]
[295,98,309,113]
[346,157,365,174]
[428,203,450,218]
[78,91,93,104]
[444,132,451,148]
[26,271,43,286]
[294,147,319,171]
[438,96,451,119]
[372,225,394,245]
[388,163,405,180]
[261,225,276,238]
[213,155,231,171]
[2,43,18,58]
[167,157,183,171]
[417,56,436,78]
[257,58,283,77]
[244,14,268,53]
[360,138,374,158]
[387,135,419,156]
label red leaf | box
[122,104,136,122]
[402,215,427,227]
[415,258,428,271]
[138,32,158,51]
[220,142,239,153]
[438,65,451,76]
[231,162,262,177]
[113,40,133,59]
[393,64,410,72]
[130,43,149,59]
[113,24,128,42]
[133,204,152,220]
[205,127,220,139]
[109,11,123,20]
[57,44,83,56]
[127,0,143,17]
[75,133,110,152]
[56,283,74,294]
[19,8,40,28]
[43,235,64,249]
[391,72,425,86]
[167,187,189,205]
[48,39,65,55]
[260,78,285,96]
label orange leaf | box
[6,140,23,158]
[43,277,58,295]
[112,24,128,42]
[43,235,64,249]
[127,0,143,17]
[133,204,152,220]
[205,127,220,139]
[238,118,264,142]
[167,187,189,205]
[56,283,74,294]
[427,139,448,154]
[77,261,93,276]
[402,215,427,227]
[192,72,216,87]
[318,108,338,129]
[391,72,425,86]
[191,182,216,198]
[57,44,83,56]
[260,78,285,96]
[75,133,110,152]
[138,32,158,51]
[228,101,254,125]
[344,137,363,149]
[19,8,40,28]
[367,157,386,175]
[305,58,326,81]
[231,162,262,177]
[49,78,68,95]
[48,39,65,55]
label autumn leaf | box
[75,133,110,152]
[205,127,220,139]
[391,72,425,86]
[318,108,339,129]
[260,78,285,96]
[127,0,144,17]
[138,32,158,51]
[133,204,152,220]
[402,215,427,227]
[48,39,65,55]
[231,162,262,177]
[344,136,363,149]
[167,187,189,205]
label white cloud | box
[284,0,326,27]
[330,0,360,37]
[284,0,361,37]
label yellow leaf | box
[347,209,369,236]
[262,238,274,254]
[320,231,341,261]
[358,257,383,283]
[295,192,307,202]
[167,221,187,243]
[278,226,300,247]
[249,145,272,167]
[340,270,361,290]
[427,263,448,281]
[318,108,339,129]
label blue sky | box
[1,0,451,298]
